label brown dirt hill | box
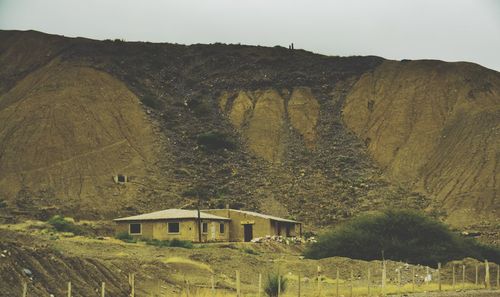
[0,30,72,95]
[0,30,497,231]
[343,60,500,225]
[0,59,164,217]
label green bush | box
[169,238,194,249]
[304,209,500,267]
[144,238,193,248]
[141,95,164,110]
[145,239,171,247]
[242,247,259,255]
[47,215,83,235]
[116,231,136,243]
[196,131,236,151]
[264,273,287,297]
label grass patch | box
[141,95,164,110]
[144,238,193,249]
[115,231,136,243]
[161,257,212,272]
[196,131,236,152]
[242,247,259,255]
[170,238,194,248]
[47,215,83,235]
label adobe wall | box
[204,210,273,241]
[115,219,229,242]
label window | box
[129,223,141,235]
[168,222,180,233]
[219,223,225,234]
[202,222,208,233]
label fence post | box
[211,274,215,297]
[236,270,241,297]
[278,273,281,297]
[186,279,190,297]
[462,265,466,290]
[298,272,301,297]
[22,282,27,297]
[367,268,371,297]
[485,260,490,289]
[475,263,479,286]
[497,264,500,289]
[258,273,262,297]
[101,282,105,297]
[382,261,386,296]
[412,266,415,292]
[349,268,353,297]
[317,266,321,297]
[129,273,135,297]
[336,268,339,297]
[67,282,72,297]
[426,266,430,290]
[397,268,401,295]
[452,264,456,289]
[438,263,442,292]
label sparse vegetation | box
[47,215,83,235]
[169,238,194,249]
[141,95,164,110]
[115,231,136,243]
[143,238,193,249]
[182,184,213,199]
[242,247,259,255]
[187,97,212,116]
[196,131,236,151]
[264,273,287,297]
[304,209,500,266]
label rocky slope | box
[343,60,500,225]
[0,30,498,229]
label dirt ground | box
[402,290,500,297]
[1,221,498,297]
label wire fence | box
[18,260,500,297]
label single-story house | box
[114,209,231,242]
[203,209,302,242]
[114,208,301,242]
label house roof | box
[114,209,231,222]
[205,209,300,224]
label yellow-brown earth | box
[3,224,495,297]
[343,60,500,225]
[0,30,498,233]
[0,59,163,217]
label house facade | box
[203,209,302,242]
[114,209,231,242]
[114,208,301,242]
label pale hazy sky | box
[1,0,499,71]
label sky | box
[1,0,499,71]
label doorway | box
[243,224,253,242]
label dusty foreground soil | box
[402,290,499,297]
[1,221,498,297]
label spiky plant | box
[264,273,287,297]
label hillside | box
[0,30,498,230]
[343,60,500,225]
